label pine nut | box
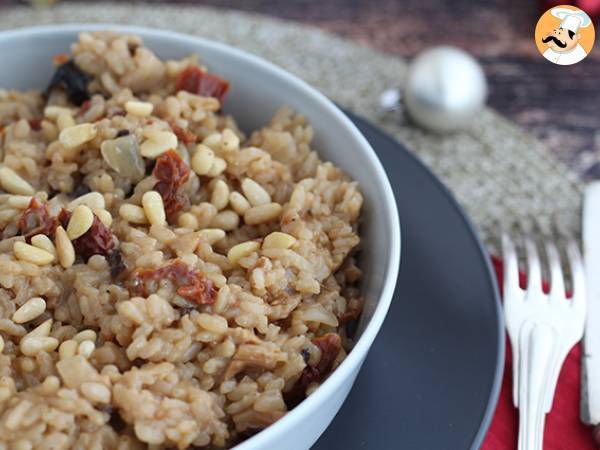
[211,180,230,211]
[206,157,227,177]
[44,105,73,120]
[55,226,75,269]
[191,144,215,176]
[80,381,111,403]
[40,376,60,395]
[119,204,148,224]
[202,133,222,151]
[220,129,240,152]
[241,178,271,206]
[0,335,4,353]
[42,121,58,140]
[93,208,112,228]
[210,210,239,231]
[229,191,251,215]
[68,192,105,211]
[59,123,97,149]
[56,113,76,131]
[20,336,59,356]
[178,212,199,230]
[13,242,54,265]
[227,241,260,265]
[7,195,32,209]
[142,191,166,226]
[199,228,226,245]
[28,319,52,337]
[0,167,35,195]
[67,205,94,240]
[12,297,46,324]
[30,234,56,257]
[244,203,282,225]
[125,100,154,117]
[262,231,297,249]
[140,129,178,158]
[77,340,95,358]
[58,339,78,360]
[73,329,96,343]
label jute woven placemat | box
[0,3,583,246]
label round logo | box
[535,5,595,65]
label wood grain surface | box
[1,0,598,179]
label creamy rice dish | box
[0,31,363,449]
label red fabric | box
[482,256,596,449]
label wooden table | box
[1,0,598,179]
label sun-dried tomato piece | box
[129,260,216,305]
[28,118,43,131]
[17,198,57,242]
[58,209,115,262]
[175,66,230,104]
[73,214,115,261]
[170,122,197,145]
[57,208,71,228]
[284,333,342,408]
[177,277,216,305]
[47,60,91,106]
[152,150,190,220]
[153,149,189,183]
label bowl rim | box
[0,24,401,448]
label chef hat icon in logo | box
[535,5,595,65]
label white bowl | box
[0,25,401,450]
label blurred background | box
[0,0,598,179]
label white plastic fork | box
[502,234,586,450]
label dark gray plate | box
[313,113,504,450]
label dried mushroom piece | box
[46,60,91,106]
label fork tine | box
[566,239,585,310]
[545,240,565,301]
[502,233,520,299]
[502,232,521,407]
[524,236,542,295]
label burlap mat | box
[0,3,583,246]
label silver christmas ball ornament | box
[403,46,487,132]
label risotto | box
[0,31,363,449]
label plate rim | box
[345,112,505,449]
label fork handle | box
[517,321,557,450]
